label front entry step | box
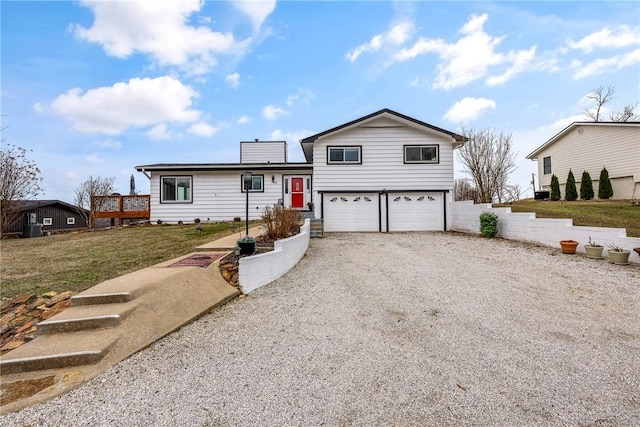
[310,219,324,237]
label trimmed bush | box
[580,170,594,200]
[550,174,561,201]
[479,212,499,238]
[598,167,614,199]
[261,206,301,240]
[565,169,578,201]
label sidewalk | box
[0,228,252,415]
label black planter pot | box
[238,241,256,255]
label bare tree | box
[74,176,115,229]
[457,128,517,204]
[453,178,479,202]
[0,141,43,236]
[585,85,639,122]
[502,184,523,203]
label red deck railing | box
[92,195,150,220]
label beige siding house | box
[526,122,640,199]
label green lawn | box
[0,222,255,300]
[494,199,640,237]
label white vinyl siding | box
[535,124,640,199]
[240,141,286,163]
[149,169,310,223]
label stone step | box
[37,303,136,335]
[71,292,133,306]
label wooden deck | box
[92,195,150,220]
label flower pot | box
[608,249,630,265]
[559,240,579,254]
[584,245,604,259]
[238,241,256,255]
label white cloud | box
[573,48,640,79]
[394,13,535,90]
[187,121,217,137]
[46,76,201,135]
[232,0,276,31]
[86,154,103,163]
[237,115,251,124]
[540,114,587,131]
[346,21,414,62]
[262,104,290,120]
[443,97,496,123]
[74,0,250,75]
[285,88,315,106]
[568,25,640,52]
[225,72,240,88]
[146,123,174,141]
[93,138,122,149]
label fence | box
[92,195,150,220]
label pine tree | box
[580,170,594,200]
[598,167,614,199]
[550,174,561,201]
[565,169,578,201]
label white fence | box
[450,201,640,262]
[239,219,311,294]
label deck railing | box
[92,195,150,220]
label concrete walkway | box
[0,228,259,415]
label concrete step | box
[71,292,133,306]
[37,303,136,335]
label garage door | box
[388,192,443,232]
[323,193,379,232]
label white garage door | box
[323,193,379,232]
[388,192,443,232]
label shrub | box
[261,206,301,240]
[598,167,614,199]
[479,212,499,238]
[565,169,578,201]
[550,174,560,201]
[580,170,594,200]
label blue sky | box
[2,0,639,202]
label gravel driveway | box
[2,232,639,426]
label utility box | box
[534,191,550,200]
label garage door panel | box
[324,193,378,232]
[388,193,443,232]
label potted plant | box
[559,239,579,254]
[237,235,256,255]
[607,243,631,265]
[584,236,604,259]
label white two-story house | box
[136,109,467,232]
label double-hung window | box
[327,146,361,164]
[543,156,551,175]
[161,176,192,203]
[404,145,439,163]
[241,175,264,192]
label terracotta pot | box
[559,240,579,254]
[584,245,604,259]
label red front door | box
[291,177,304,208]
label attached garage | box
[322,192,380,232]
[321,190,447,232]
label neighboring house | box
[4,200,89,235]
[136,109,467,232]
[526,122,640,200]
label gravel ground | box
[1,232,639,426]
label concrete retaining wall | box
[450,201,640,263]
[239,219,310,294]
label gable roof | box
[299,108,467,162]
[526,121,640,160]
[9,200,88,214]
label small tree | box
[74,176,115,229]
[580,171,594,200]
[598,167,614,199]
[0,143,43,235]
[565,170,578,201]
[549,174,561,201]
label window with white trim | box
[161,176,192,203]
[328,147,361,164]
[67,217,75,225]
[404,145,439,163]
[241,175,264,192]
[543,156,551,175]
[43,218,52,226]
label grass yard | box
[0,222,256,300]
[494,199,640,237]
